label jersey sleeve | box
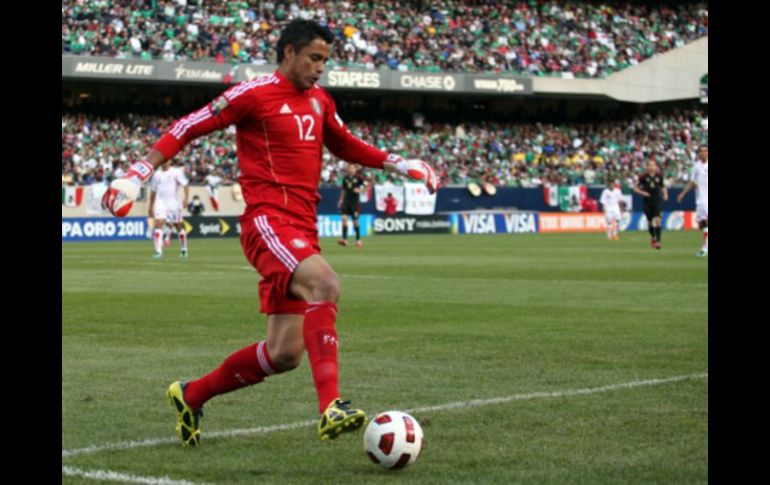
[149,173,159,192]
[176,168,189,186]
[154,83,256,160]
[321,91,387,169]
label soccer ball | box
[109,178,139,217]
[364,411,424,470]
[112,198,134,217]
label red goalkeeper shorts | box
[240,212,320,315]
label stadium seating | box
[61,0,708,78]
[62,110,708,188]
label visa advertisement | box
[450,212,539,235]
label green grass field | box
[62,232,708,484]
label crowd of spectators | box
[62,108,708,190]
[62,113,237,186]
[62,0,708,79]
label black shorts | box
[643,203,662,220]
[340,201,360,218]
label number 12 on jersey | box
[293,115,316,141]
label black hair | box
[276,19,334,63]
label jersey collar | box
[273,69,316,95]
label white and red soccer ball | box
[106,178,140,217]
[364,411,424,470]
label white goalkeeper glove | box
[385,154,439,194]
[101,160,154,217]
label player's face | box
[698,147,708,161]
[646,161,657,174]
[347,165,357,175]
[285,38,329,91]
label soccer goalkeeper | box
[102,19,438,448]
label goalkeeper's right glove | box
[386,154,439,194]
[101,160,154,217]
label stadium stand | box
[62,108,707,189]
[62,0,708,78]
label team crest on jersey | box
[211,95,229,115]
[291,238,308,249]
[309,97,322,116]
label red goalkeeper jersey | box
[154,69,387,230]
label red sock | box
[304,301,340,413]
[183,341,276,410]
[154,229,163,253]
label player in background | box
[600,180,623,240]
[337,163,366,248]
[383,192,398,216]
[677,145,708,256]
[632,160,668,249]
[102,19,438,448]
[148,162,189,258]
[205,168,223,211]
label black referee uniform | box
[637,172,665,245]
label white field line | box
[61,420,316,458]
[63,372,707,460]
[61,465,212,485]
[408,372,708,413]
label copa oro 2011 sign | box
[62,217,150,241]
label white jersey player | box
[677,145,708,256]
[204,170,223,211]
[149,162,190,258]
[600,181,624,240]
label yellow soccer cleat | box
[167,381,203,448]
[318,398,368,441]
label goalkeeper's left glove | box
[385,154,439,194]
